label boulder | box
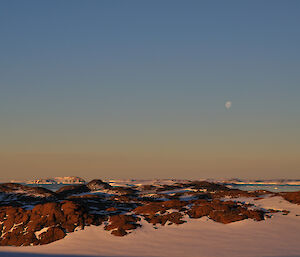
[39,226,66,245]
[86,179,112,191]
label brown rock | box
[86,179,112,191]
[106,207,118,212]
[105,214,140,235]
[209,211,246,224]
[111,228,127,236]
[56,184,90,198]
[39,226,66,245]
[187,199,265,224]
[281,191,300,205]
[161,200,187,210]
[187,204,212,218]
[22,232,39,246]
[148,212,185,226]
[134,202,166,215]
[0,183,56,198]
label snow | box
[35,228,50,239]
[0,196,300,257]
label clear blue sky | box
[0,0,299,181]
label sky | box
[0,0,299,181]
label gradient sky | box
[0,0,300,181]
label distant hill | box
[25,176,86,185]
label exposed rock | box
[280,191,300,205]
[39,226,66,245]
[0,180,292,246]
[156,185,182,192]
[161,200,187,210]
[105,214,140,236]
[187,203,212,218]
[208,210,245,224]
[0,200,102,246]
[56,185,90,198]
[109,195,133,203]
[86,179,112,191]
[0,183,57,206]
[106,207,118,212]
[213,189,271,199]
[134,200,188,216]
[110,186,138,196]
[68,194,102,200]
[147,212,185,226]
[111,228,127,236]
[185,181,230,191]
[187,199,265,223]
[0,183,55,198]
[134,202,167,215]
[140,185,156,191]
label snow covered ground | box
[0,196,299,257]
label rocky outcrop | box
[38,227,66,245]
[213,189,272,199]
[110,186,138,196]
[0,183,56,198]
[86,179,112,191]
[56,185,90,198]
[0,183,57,206]
[134,200,187,215]
[0,179,292,246]
[105,214,141,236]
[147,212,185,226]
[134,202,167,215]
[139,185,156,191]
[0,200,103,246]
[187,199,264,223]
[186,181,231,191]
[280,191,300,205]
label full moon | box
[225,101,232,110]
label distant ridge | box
[219,178,300,186]
[24,176,86,185]
[9,177,300,186]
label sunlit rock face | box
[0,201,103,246]
[86,179,112,191]
[280,191,300,205]
[0,179,294,246]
